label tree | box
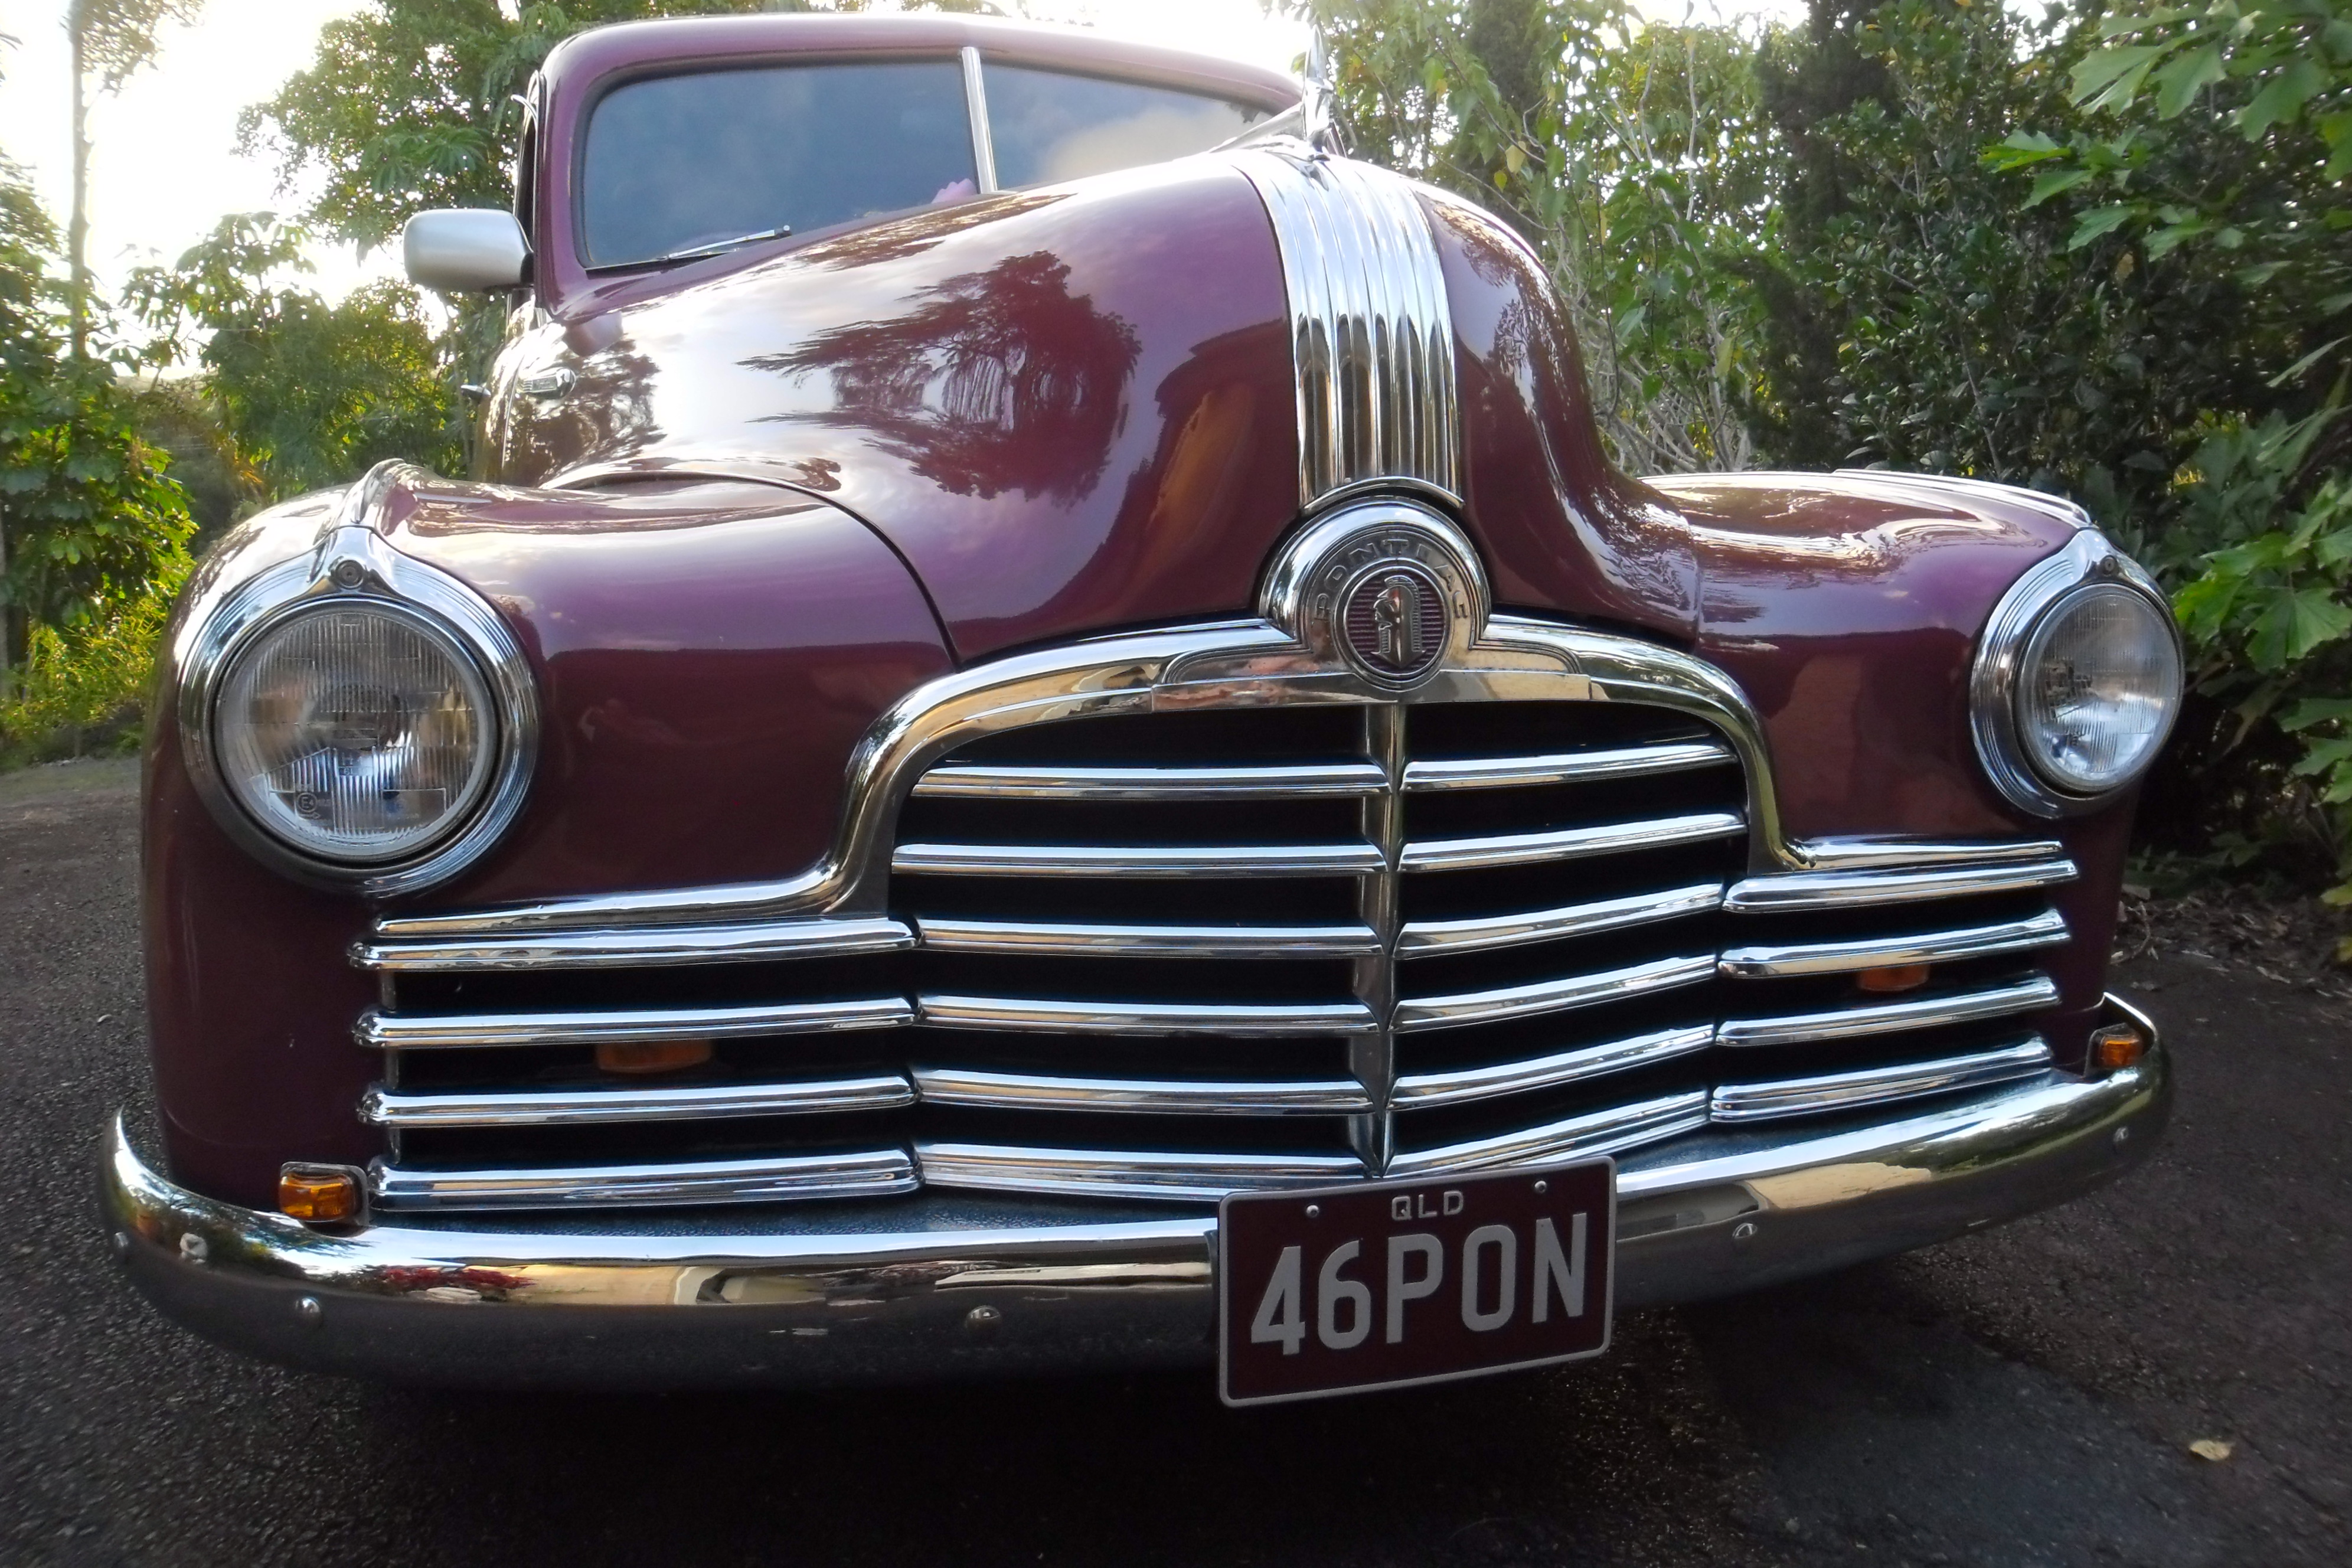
[0,158,194,689]
[128,214,461,501]
[64,0,204,357]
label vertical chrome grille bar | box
[1348,704,1407,1174]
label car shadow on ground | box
[315,1263,2224,1568]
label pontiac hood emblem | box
[1338,560,1448,684]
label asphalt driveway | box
[2,760,2346,1567]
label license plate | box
[1217,1158,1615,1406]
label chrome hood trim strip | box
[1232,143,1461,508]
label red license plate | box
[1217,1159,1615,1406]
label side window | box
[982,63,1269,189]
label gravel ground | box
[2,760,2346,1567]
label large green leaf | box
[2249,587,2352,669]
[2153,44,2228,119]
[2025,166,2095,207]
[2237,57,2327,141]
[2068,204,2138,250]
[2070,43,2183,114]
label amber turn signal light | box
[2090,1022,2146,1073]
[1856,963,1931,994]
[278,1164,360,1224]
[597,1039,713,1075]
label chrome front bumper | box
[102,1041,2168,1389]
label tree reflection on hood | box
[744,250,1141,504]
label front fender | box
[1659,469,2134,1025]
[142,471,956,1207]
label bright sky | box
[0,0,1792,311]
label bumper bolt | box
[295,1296,324,1329]
[110,1231,128,1256]
[177,1233,207,1265]
[2112,1125,2132,1151]
[964,1304,1002,1334]
[1732,1221,1758,1245]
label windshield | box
[983,64,1270,188]
[580,60,978,269]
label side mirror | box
[403,209,530,292]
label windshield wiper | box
[651,225,793,265]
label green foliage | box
[1984,0,2349,396]
[126,376,263,550]
[0,158,194,678]
[2154,404,2352,896]
[126,213,460,499]
[0,590,173,765]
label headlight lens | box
[214,602,497,863]
[2013,583,2181,796]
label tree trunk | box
[68,14,90,362]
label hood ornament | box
[1301,27,1347,156]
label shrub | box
[0,590,175,766]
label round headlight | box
[2013,583,2182,796]
[213,601,498,863]
[1972,535,2182,816]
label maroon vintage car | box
[103,14,2181,1401]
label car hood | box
[505,153,1703,661]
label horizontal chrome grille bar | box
[1394,953,1716,1033]
[910,1067,1371,1115]
[1402,811,1745,873]
[892,841,1384,877]
[368,1148,919,1211]
[1389,1090,1711,1178]
[352,916,915,974]
[912,761,1387,799]
[1717,976,2060,1049]
[914,916,1380,958]
[1402,739,1736,792]
[1719,909,2070,979]
[356,997,913,1051]
[1799,837,2070,872]
[1723,858,2077,913]
[916,1142,1363,1201]
[1390,1024,1716,1109]
[1710,1040,2054,1123]
[361,1074,916,1129]
[1397,881,1721,958]
[916,994,1377,1036]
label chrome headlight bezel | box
[177,520,539,897]
[1970,530,2181,818]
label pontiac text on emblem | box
[1338,560,1448,684]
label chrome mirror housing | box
[402,208,530,292]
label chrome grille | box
[356,697,2076,1213]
